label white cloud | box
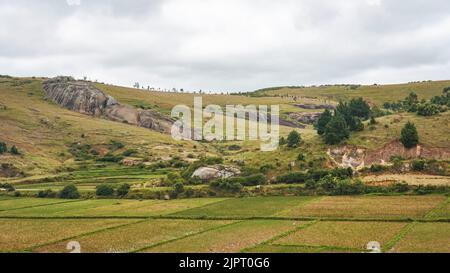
[0,0,449,91]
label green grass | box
[0,198,76,211]
[252,80,450,106]
[0,198,227,217]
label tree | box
[287,130,301,148]
[96,184,114,196]
[117,183,131,197]
[348,97,371,120]
[316,109,332,135]
[323,114,350,145]
[0,142,7,154]
[10,145,19,155]
[59,184,80,199]
[400,122,419,148]
[404,92,419,112]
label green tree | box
[117,183,131,197]
[287,130,301,148]
[96,184,114,196]
[315,109,332,135]
[10,145,20,155]
[348,97,371,120]
[400,122,419,148]
[59,184,80,199]
[0,142,7,154]
[323,114,350,145]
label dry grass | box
[0,219,136,252]
[389,223,450,253]
[143,220,305,253]
[275,221,407,250]
[258,80,450,106]
[363,174,450,186]
[278,195,446,219]
[34,219,233,253]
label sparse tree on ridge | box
[400,122,419,148]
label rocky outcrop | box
[288,112,322,125]
[43,76,173,134]
[191,165,241,181]
[295,104,336,110]
[328,141,450,170]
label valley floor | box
[0,195,448,253]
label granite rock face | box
[191,165,241,181]
[43,76,173,134]
[288,112,322,125]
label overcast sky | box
[1,0,450,92]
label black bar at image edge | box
[0,253,446,272]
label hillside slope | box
[0,76,449,184]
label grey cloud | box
[0,0,449,91]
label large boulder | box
[43,76,116,116]
[191,165,241,181]
[43,77,173,134]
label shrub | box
[332,167,353,179]
[97,154,124,163]
[389,182,409,193]
[59,184,80,199]
[333,179,366,195]
[10,145,20,155]
[37,189,56,198]
[259,164,274,174]
[240,173,267,186]
[110,140,125,150]
[323,114,349,145]
[122,149,137,157]
[173,182,185,194]
[400,122,419,148]
[411,160,425,171]
[297,153,306,161]
[0,142,7,154]
[276,172,308,184]
[96,184,115,196]
[210,180,242,192]
[0,183,15,192]
[417,103,440,116]
[287,130,301,148]
[117,183,131,197]
[370,164,386,173]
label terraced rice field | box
[0,195,448,253]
